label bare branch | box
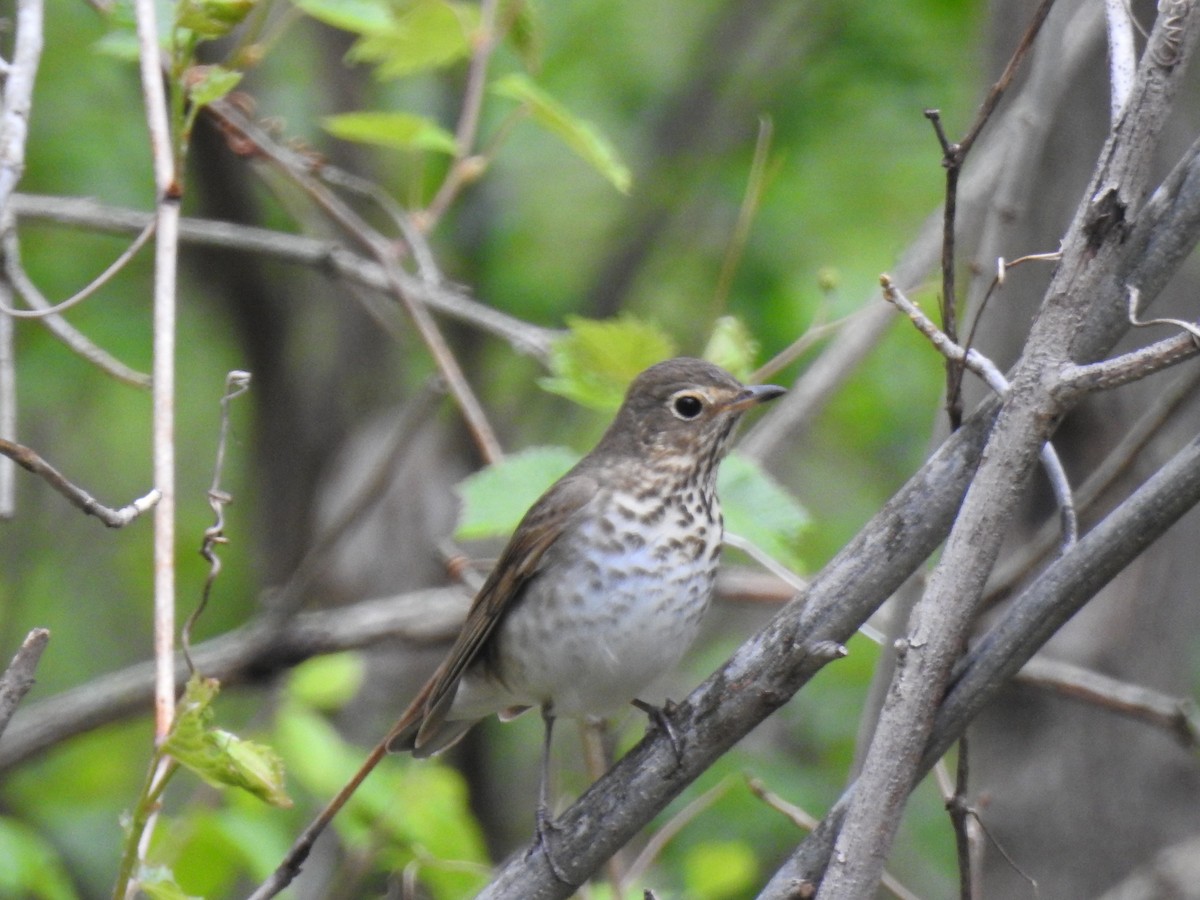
[9,192,556,359]
[820,3,1200,893]
[0,628,49,740]
[0,437,160,526]
[1,227,151,387]
[760,419,1200,897]
[0,218,155,319]
[0,0,46,516]
[1016,655,1200,747]
[133,0,180,745]
[0,586,471,771]
[883,276,1078,546]
[212,104,509,462]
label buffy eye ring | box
[671,393,704,420]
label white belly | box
[450,496,720,720]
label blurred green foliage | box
[0,0,983,895]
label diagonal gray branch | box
[817,3,1200,895]
[759,423,1200,896]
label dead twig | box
[0,437,160,526]
[0,628,50,740]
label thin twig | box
[1126,284,1200,343]
[923,0,1058,429]
[0,273,12,517]
[134,0,180,745]
[882,275,1078,547]
[248,738,392,900]
[620,778,734,892]
[422,0,501,230]
[0,437,160,526]
[711,115,774,316]
[924,108,965,429]
[986,362,1200,604]
[750,309,855,385]
[0,628,50,740]
[1,228,151,387]
[0,218,156,318]
[208,103,504,463]
[1016,655,1200,748]
[183,371,251,672]
[9,192,556,360]
[945,737,977,900]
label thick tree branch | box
[819,4,1200,895]
[760,421,1200,896]
[472,407,998,899]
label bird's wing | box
[386,472,599,755]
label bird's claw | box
[632,697,684,765]
[529,805,573,885]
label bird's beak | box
[727,383,786,413]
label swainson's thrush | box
[386,357,784,872]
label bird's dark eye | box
[672,393,704,420]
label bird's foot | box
[632,697,684,765]
[528,804,573,885]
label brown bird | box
[386,357,784,869]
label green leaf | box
[719,453,810,573]
[214,731,293,807]
[93,29,141,62]
[163,676,292,808]
[138,867,202,900]
[502,0,543,72]
[703,316,758,381]
[347,2,479,79]
[288,652,365,710]
[176,0,256,38]
[289,0,393,33]
[683,839,758,899]
[322,111,458,154]
[540,315,676,411]
[0,817,76,900]
[455,446,579,540]
[491,73,632,193]
[186,65,243,109]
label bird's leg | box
[528,704,572,885]
[632,698,684,764]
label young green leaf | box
[719,453,809,573]
[347,2,479,79]
[540,315,677,411]
[163,676,292,808]
[288,652,365,710]
[491,73,632,193]
[455,446,579,540]
[703,316,759,382]
[138,867,202,900]
[288,0,393,34]
[186,65,243,109]
[322,111,458,154]
[176,0,256,38]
